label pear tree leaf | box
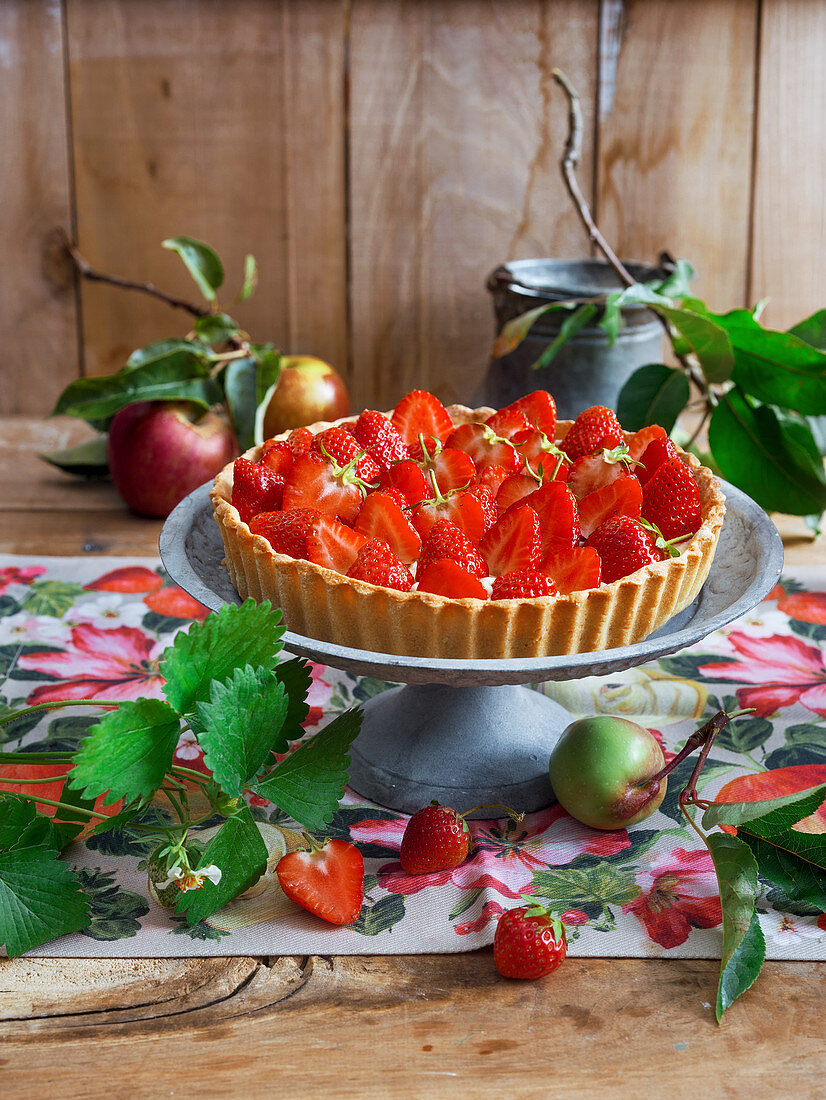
[531,303,598,370]
[738,816,826,911]
[788,309,826,351]
[706,831,765,1021]
[194,665,288,797]
[125,339,213,370]
[40,435,109,478]
[0,842,90,956]
[250,707,362,831]
[162,236,224,301]
[175,805,267,924]
[653,305,734,383]
[69,699,181,805]
[616,363,690,433]
[223,349,280,452]
[160,600,285,715]
[708,387,826,515]
[703,783,826,831]
[239,254,258,302]
[652,258,695,299]
[193,312,240,347]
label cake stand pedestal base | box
[348,684,574,816]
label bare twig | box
[59,228,209,318]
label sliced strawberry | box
[287,426,313,455]
[636,436,680,486]
[641,457,702,541]
[496,471,543,514]
[416,559,488,599]
[480,505,542,576]
[249,508,319,559]
[586,515,665,584]
[485,406,530,441]
[568,445,635,500]
[541,546,602,593]
[352,410,408,473]
[418,520,487,578]
[311,426,381,482]
[445,423,520,477]
[506,390,557,438]
[380,486,409,510]
[428,448,476,495]
[347,539,413,591]
[379,459,430,507]
[515,482,580,557]
[578,476,643,539]
[407,434,442,463]
[276,839,364,926]
[512,427,569,481]
[391,390,454,445]
[232,457,285,524]
[467,484,497,534]
[627,423,667,462]
[354,491,422,564]
[412,487,486,543]
[491,569,557,600]
[478,462,511,495]
[260,439,294,478]
[282,452,365,525]
[306,514,370,573]
[559,405,624,461]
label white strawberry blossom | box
[156,864,223,892]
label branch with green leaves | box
[0,600,362,956]
[45,235,280,476]
[493,70,826,533]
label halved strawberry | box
[418,520,487,578]
[578,476,643,539]
[496,471,543,514]
[467,484,497,534]
[311,426,381,482]
[505,390,557,438]
[636,436,680,486]
[512,427,569,481]
[480,505,542,575]
[514,482,580,557]
[249,508,319,559]
[352,410,408,473]
[567,445,635,500]
[379,459,430,507]
[485,406,530,441]
[541,546,602,593]
[491,569,557,600]
[306,515,369,573]
[354,491,422,564]
[428,448,476,495]
[559,405,624,461]
[627,423,667,462]
[641,457,701,541]
[347,539,413,591]
[287,426,313,455]
[585,515,665,583]
[445,423,520,477]
[276,839,364,926]
[407,434,442,463]
[232,457,285,524]
[416,559,488,599]
[478,462,511,496]
[412,486,487,543]
[260,439,294,478]
[282,452,366,525]
[391,390,454,445]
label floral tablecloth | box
[0,555,824,959]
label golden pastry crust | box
[210,406,726,658]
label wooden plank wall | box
[1,0,824,416]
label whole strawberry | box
[559,405,624,461]
[641,456,702,541]
[400,803,470,874]
[418,519,487,578]
[347,538,413,591]
[493,901,568,979]
[585,514,665,583]
[352,409,408,473]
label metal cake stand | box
[160,481,783,815]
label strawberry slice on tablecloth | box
[578,476,643,539]
[480,504,542,575]
[354,490,422,564]
[306,515,369,572]
[391,390,454,446]
[416,559,488,599]
[541,546,602,593]
[276,839,364,926]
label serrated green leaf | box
[175,805,267,925]
[195,666,288,797]
[194,312,240,347]
[239,253,258,302]
[162,236,224,301]
[705,831,764,1021]
[0,842,90,956]
[160,600,284,715]
[52,352,220,426]
[703,783,826,831]
[788,309,826,351]
[251,707,362,831]
[40,435,109,478]
[709,387,826,515]
[654,305,734,383]
[531,303,598,370]
[274,657,312,741]
[616,363,690,433]
[22,580,85,618]
[69,699,181,805]
[0,794,40,851]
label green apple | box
[548,716,667,830]
[263,355,350,437]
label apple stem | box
[647,710,734,786]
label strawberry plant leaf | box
[706,831,765,1021]
[0,794,41,850]
[616,362,690,433]
[0,843,91,956]
[175,805,267,924]
[654,305,734,383]
[194,665,288,797]
[709,387,826,515]
[69,699,181,805]
[702,783,826,831]
[161,600,284,715]
[250,707,362,831]
[531,303,598,370]
[788,309,826,351]
[274,657,312,741]
[162,236,224,301]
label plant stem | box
[170,765,212,786]
[0,774,76,785]
[18,795,107,821]
[0,698,125,728]
[0,752,74,763]
[59,228,210,319]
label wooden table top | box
[1,417,824,1098]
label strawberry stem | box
[460,802,525,824]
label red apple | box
[107,401,236,517]
[263,355,350,437]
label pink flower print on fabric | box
[623,845,722,949]
[699,632,826,719]
[0,565,45,594]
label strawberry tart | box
[210,390,725,658]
